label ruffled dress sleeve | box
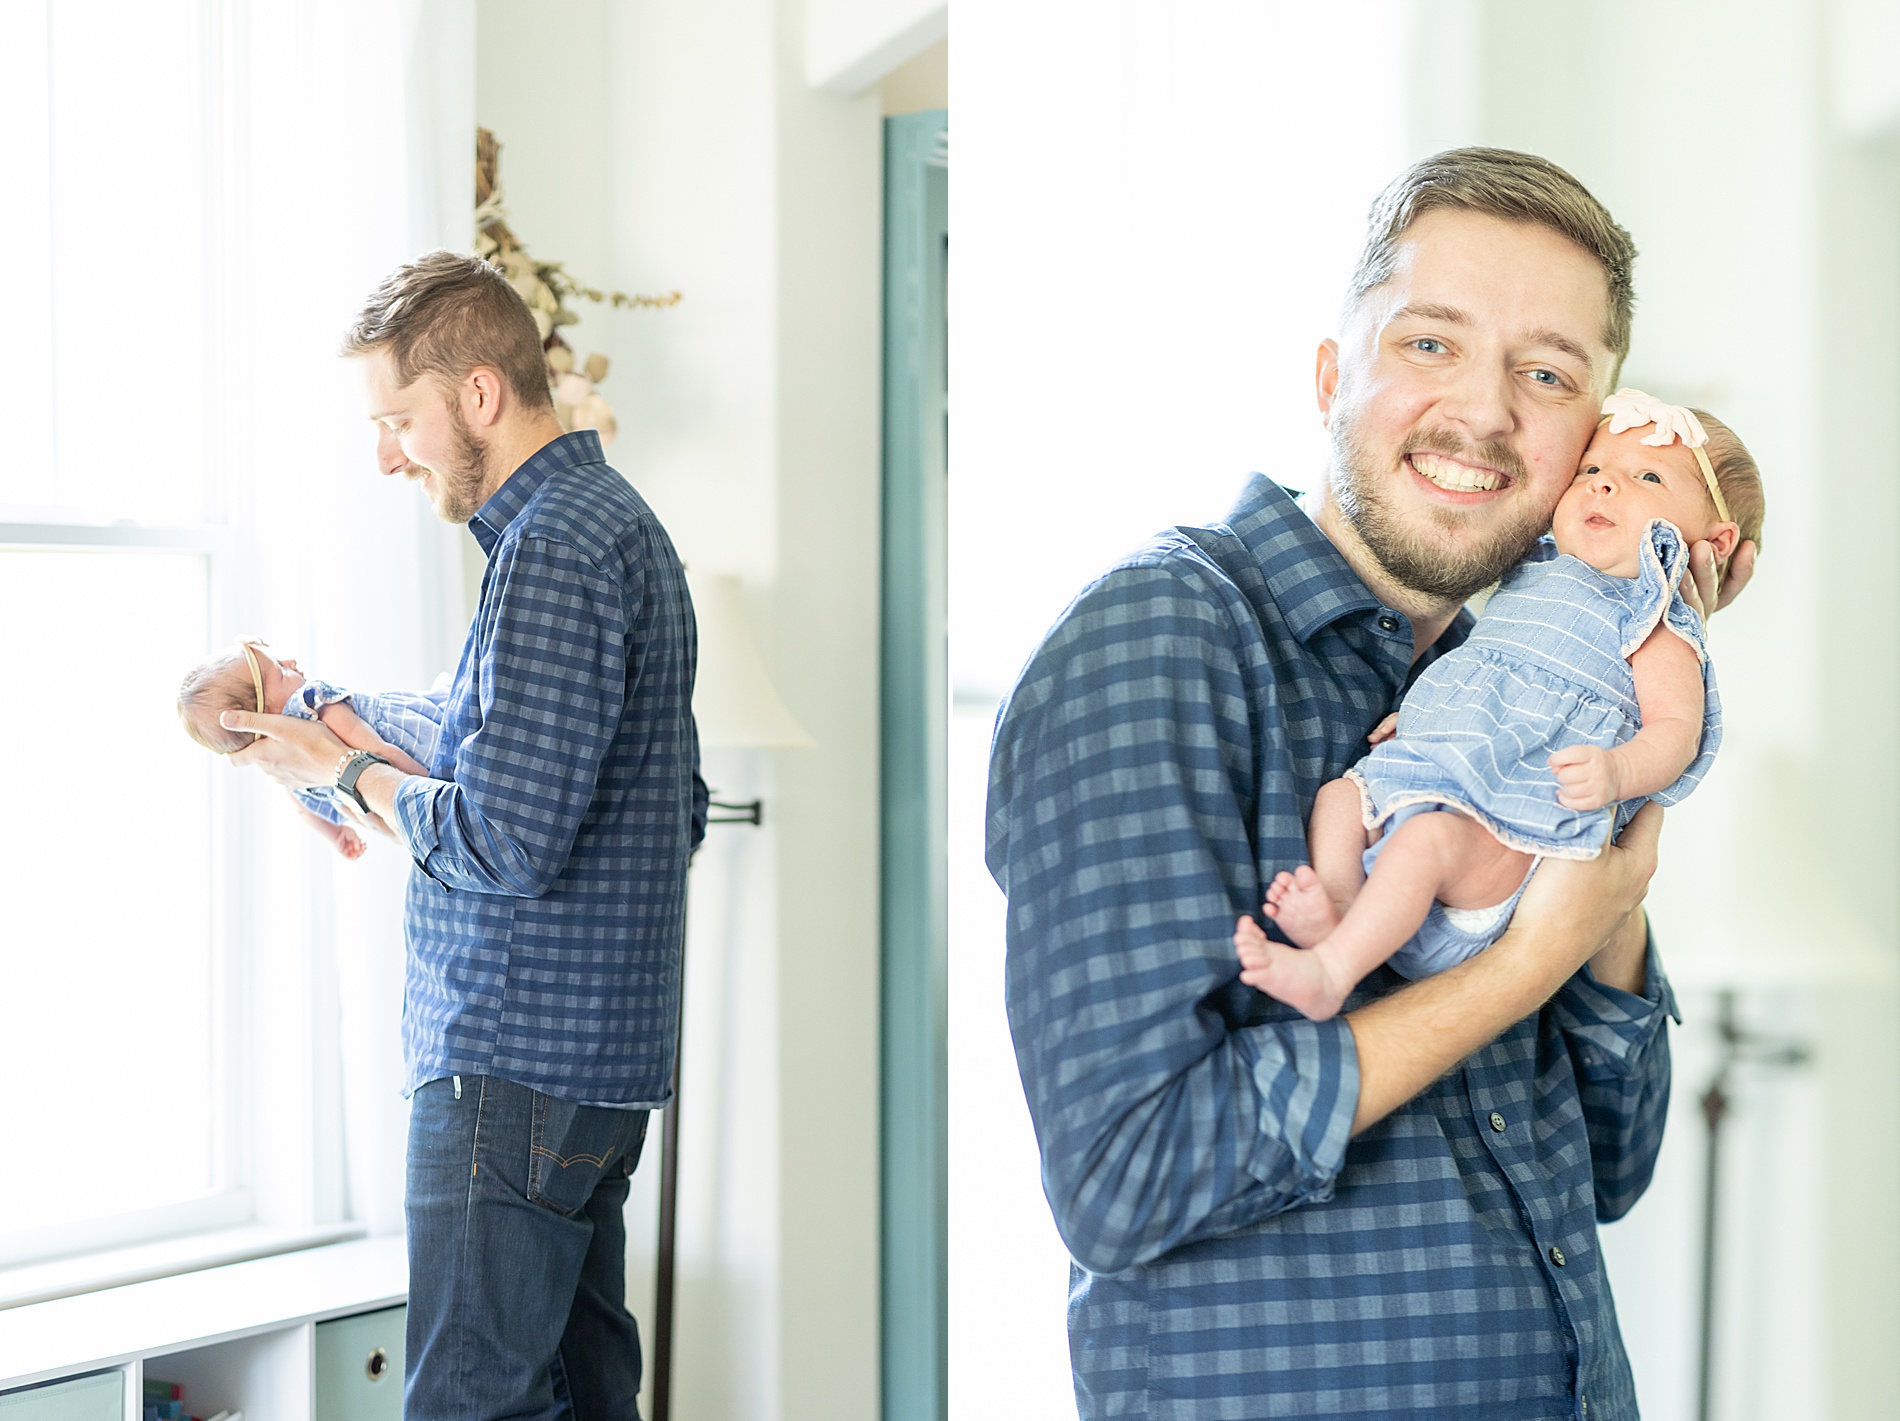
[281,678,355,824]
[1620,519,1721,807]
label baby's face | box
[245,642,306,714]
[1551,424,1734,578]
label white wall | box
[477,4,883,1418]
[807,0,947,94]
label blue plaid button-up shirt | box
[391,430,705,1107]
[987,476,1677,1420]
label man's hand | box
[1681,537,1756,622]
[223,710,352,792]
[1501,802,1661,990]
[1548,743,1621,810]
[1344,803,1664,1134]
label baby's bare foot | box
[1236,936,1353,1021]
[1261,866,1340,950]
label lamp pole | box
[1694,989,1808,1421]
[650,795,764,1421]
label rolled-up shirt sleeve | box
[988,565,1360,1276]
[1549,932,1679,1221]
[393,533,629,897]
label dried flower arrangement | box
[474,126,681,445]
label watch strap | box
[335,750,389,813]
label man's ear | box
[464,367,507,427]
[1315,339,1341,426]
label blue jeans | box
[405,1075,651,1421]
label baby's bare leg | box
[1241,812,1530,1021]
[1261,779,1371,949]
[1308,779,1373,908]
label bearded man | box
[986,148,1755,1419]
[225,251,705,1420]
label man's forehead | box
[359,352,431,418]
[1374,209,1614,357]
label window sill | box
[0,1223,365,1313]
[0,1234,404,1391]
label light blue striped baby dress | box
[1346,518,1722,976]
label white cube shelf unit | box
[0,1238,406,1421]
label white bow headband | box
[1599,387,1731,524]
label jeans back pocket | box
[527,1092,649,1216]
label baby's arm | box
[1549,624,1704,810]
[316,700,431,777]
[292,796,366,860]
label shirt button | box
[1377,613,1400,633]
[1489,1111,1507,1133]
[1549,1245,1567,1267]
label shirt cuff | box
[393,775,445,866]
[1550,932,1679,1078]
[1236,1016,1360,1204]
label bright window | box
[0,0,246,1266]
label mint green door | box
[314,1305,406,1421]
[881,107,949,1421]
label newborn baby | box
[177,640,442,858]
[1235,388,1765,1020]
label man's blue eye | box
[1414,338,1444,354]
[1529,369,1559,386]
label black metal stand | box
[1695,989,1808,1421]
[651,795,764,1421]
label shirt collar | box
[1222,475,1383,643]
[467,429,606,554]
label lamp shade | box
[686,570,816,749]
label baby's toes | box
[1291,864,1320,890]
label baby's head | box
[1552,390,1765,580]
[176,641,306,754]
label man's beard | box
[1328,402,1548,604]
[420,403,493,524]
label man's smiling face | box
[1320,207,1616,603]
[359,347,497,524]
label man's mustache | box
[1400,428,1527,484]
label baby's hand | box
[1549,744,1621,811]
[297,801,368,860]
[1368,713,1399,746]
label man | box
[225,251,705,1419]
[987,149,1755,1418]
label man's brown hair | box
[342,250,553,411]
[1347,147,1639,381]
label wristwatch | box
[334,750,389,814]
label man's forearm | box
[357,761,413,839]
[1585,908,1648,994]
[1344,934,1569,1134]
[1345,912,1647,1134]
[1342,807,1664,1134]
